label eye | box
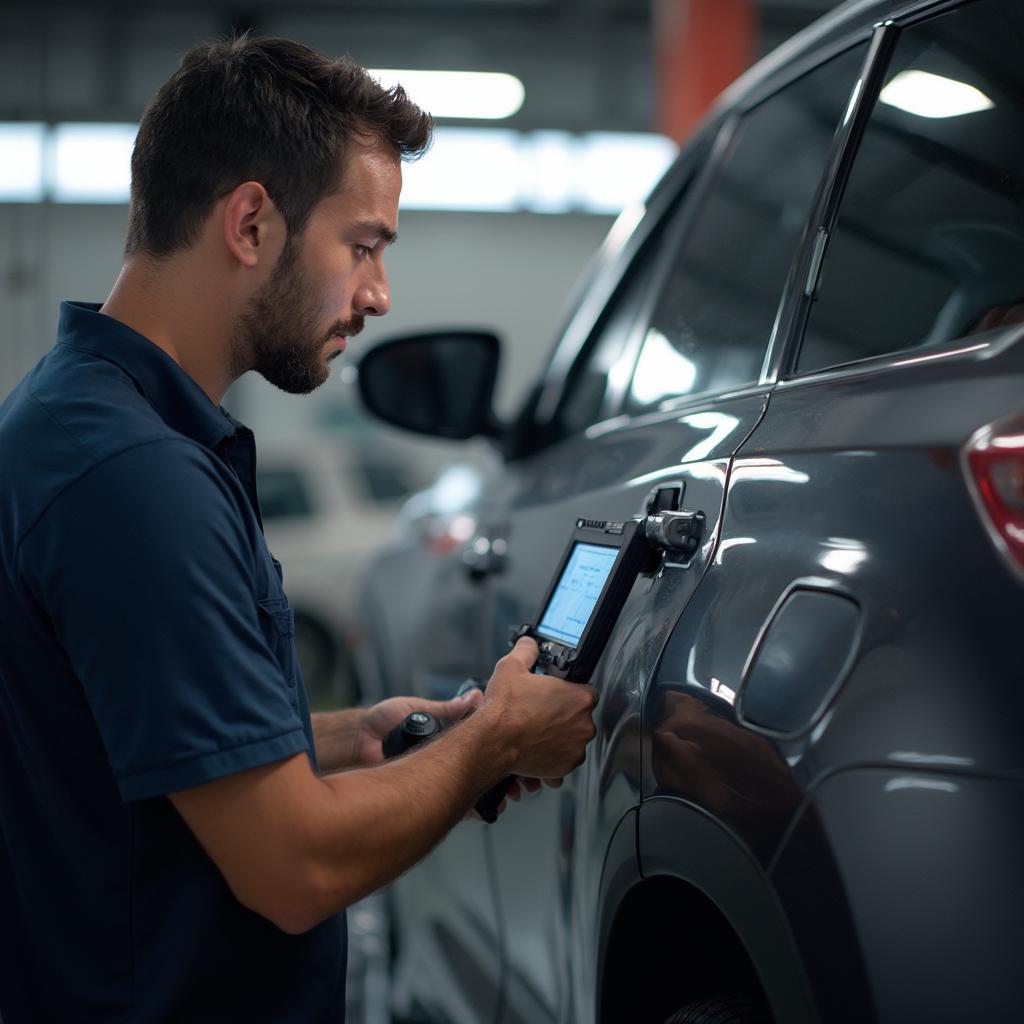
[353,244,372,259]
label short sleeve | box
[19,438,309,801]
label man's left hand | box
[352,689,484,767]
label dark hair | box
[125,34,432,257]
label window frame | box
[601,36,881,426]
[527,133,714,438]
[546,124,734,437]
[620,36,880,420]
[549,29,885,441]
[777,0,1004,385]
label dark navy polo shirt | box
[0,302,346,1022]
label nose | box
[354,261,391,318]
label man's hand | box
[481,636,598,781]
[352,689,484,767]
[489,775,563,817]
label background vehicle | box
[353,0,1024,1020]
[352,462,492,705]
[256,442,412,708]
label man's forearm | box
[171,701,517,936]
[306,706,516,921]
[171,638,596,935]
[311,708,365,774]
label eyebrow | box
[352,220,398,246]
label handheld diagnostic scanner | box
[510,512,703,680]
[383,511,704,822]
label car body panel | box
[639,329,1024,1017]
[637,797,819,1024]
[766,801,877,1023]
[591,807,640,1024]
[477,392,769,1024]
[795,768,1024,1021]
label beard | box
[233,236,364,395]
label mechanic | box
[0,35,598,1022]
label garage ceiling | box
[0,0,848,130]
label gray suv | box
[353,0,1024,1020]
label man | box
[0,35,597,1022]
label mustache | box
[325,316,365,342]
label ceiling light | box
[576,133,679,214]
[399,128,676,214]
[370,69,525,120]
[0,122,677,215]
[400,128,522,210]
[0,123,45,201]
[879,69,994,119]
[51,123,136,202]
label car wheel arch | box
[598,870,771,1024]
[606,797,819,1024]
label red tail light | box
[965,414,1024,577]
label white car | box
[256,442,411,709]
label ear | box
[223,181,282,268]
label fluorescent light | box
[400,128,677,214]
[0,123,45,202]
[519,131,579,213]
[51,123,136,202]
[879,69,994,119]
[370,69,524,120]
[401,128,522,211]
[1,121,677,215]
[576,133,679,214]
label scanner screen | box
[537,542,618,647]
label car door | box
[474,38,872,1024]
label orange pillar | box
[654,0,758,143]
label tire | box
[663,993,772,1024]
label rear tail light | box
[964,414,1024,577]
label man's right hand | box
[479,636,598,781]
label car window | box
[553,228,668,437]
[256,467,314,522]
[798,0,1024,374]
[624,42,869,414]
[356,458,411,503]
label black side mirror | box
[357,330,501,440]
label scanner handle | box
[474,779,510,823]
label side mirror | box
[356,330,502,440]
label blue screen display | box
[536,542,618,647]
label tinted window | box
[625,44,868,413]
[554,230,665,436]
[257,468,314,521]
[800,0,1024,373]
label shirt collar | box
[56,300,241,450]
